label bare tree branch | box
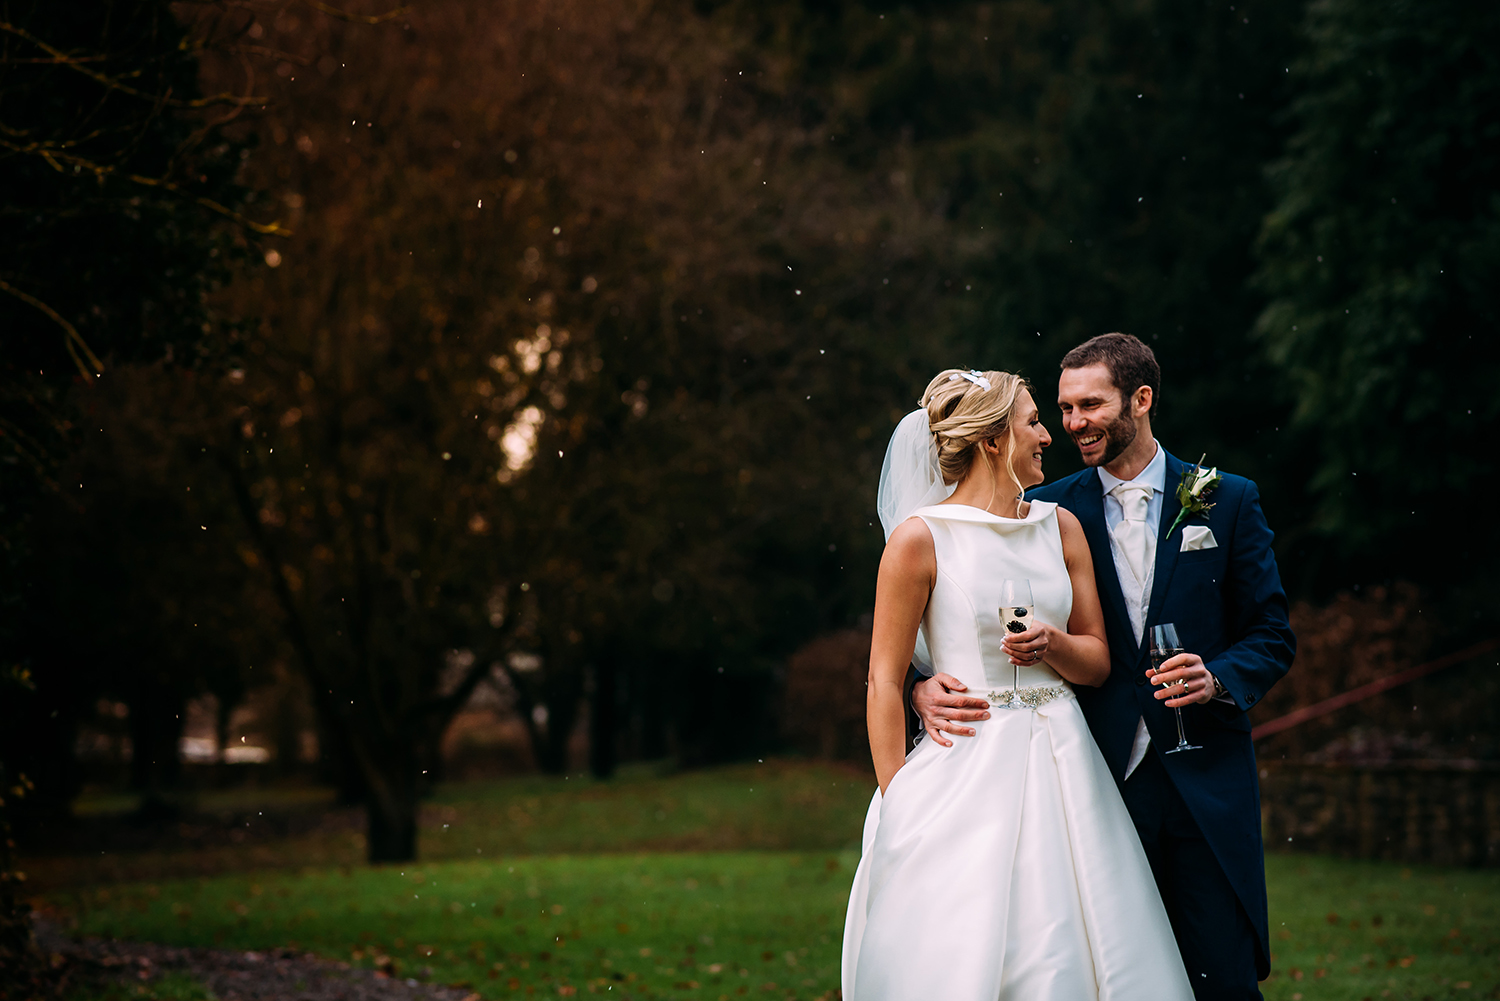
[0,278,104,380]
[299,1,409,25]
[0,20,269,107]
[0,140,292,235]
[408,600,523,723]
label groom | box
[912,333,1294,1000]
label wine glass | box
[1149,623,1201,754]
[998,579,1034,690]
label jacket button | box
[1135,674,1147,687]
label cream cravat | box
[1111,483,1154,585]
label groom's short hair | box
[1060,333,1160,419]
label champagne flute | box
[1150,623,1201,754]
[999,579,1034,691]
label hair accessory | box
[949,370,992,391]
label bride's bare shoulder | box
[1053,506,1094,567]
[882,516,935,565]
[887,514,934,546]
[1053,504,1083,534]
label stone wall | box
[1259,761,1500,867]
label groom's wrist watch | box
[1210,673,1227,698]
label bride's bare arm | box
[999,508,1110,687]
[868,517,936,793]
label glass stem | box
[1174,707,1187,746]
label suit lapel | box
[1069,471,1137,660]
[1146,451,1189,626]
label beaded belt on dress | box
[980,682,1074,710]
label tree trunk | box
[214,694,233,782]
[318,719,369,804]
[538,682,578,775]
[640,668,669,761]
[366,787,418,862]
[272,683,304,777]
[340,723,421,863]
[589,660,617,780]
[129,681,185,819]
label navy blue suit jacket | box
[1029,450,1295,975]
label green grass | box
[1261,855,1500,1001]
[54,852,851,1000]
[48,853,1500,1000]
[28,760,875,893]
[421,761,873,855]
[33,762,1500,1000]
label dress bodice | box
[914,501,1073,693]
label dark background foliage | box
[1,0,1495,887]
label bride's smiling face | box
[1005,390,1052,488]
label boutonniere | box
[1167,454,1222,538]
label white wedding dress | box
[842,502,1193,1001]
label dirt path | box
[34,916,480,1001]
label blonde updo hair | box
[920,368,1032,505]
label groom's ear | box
[1131,385,1153,417]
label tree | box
[0,1,267,384]
[719,0,1308,523]
[0,0,293,813]
[177,0,955,859]
[0,0,275,982]
[1254,0,1500,607]
[33,366,267,811]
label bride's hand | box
[1002,623,1051,666]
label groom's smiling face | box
[1057,363,1140,468]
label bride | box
[842,369,1192,1000]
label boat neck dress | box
[842,501,1194,1001]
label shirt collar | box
[1097,439,1166,495]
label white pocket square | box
[1180,525,1218,551]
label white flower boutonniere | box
[1167,454,1222,539]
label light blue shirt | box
[1097,439,1166,536]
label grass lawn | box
[53,852,854,1000]
[33,761,1500,1000]
[29,760,875,893]
[1260,855,1500,1001]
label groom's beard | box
[1076,412,1137,467]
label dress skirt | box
[842,691,1194,1001]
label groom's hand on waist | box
[911,674,991,747]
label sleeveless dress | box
[842,502,1193,1001]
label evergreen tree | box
[1255,0,1500,606]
